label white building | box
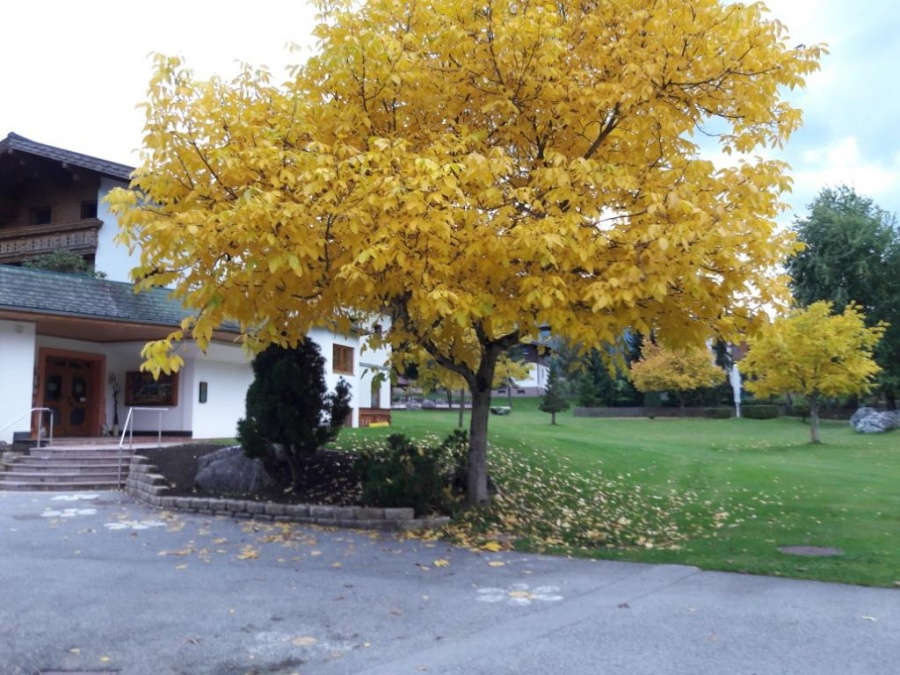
[0,133,390,443]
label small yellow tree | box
[741,302,885,443]
[630,343,724,410]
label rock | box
[850,407,900,434]
[195,445,271,494]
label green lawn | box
[340,399,900,587]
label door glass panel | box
[71,376,87,402]
[70,408,86,426]
[45,376,62,402]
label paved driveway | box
[1,490,897,675]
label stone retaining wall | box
[125,454,449,532]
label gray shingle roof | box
[0,132,134,182]
[0,265,239,333]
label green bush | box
[703,407,733,419]
[742,404,781,419]
[355,431,468,516]
[787,404,811,420]
[237,342,352,489]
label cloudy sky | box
[2,0,898,226]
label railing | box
[0,218,102,264]
[0,408,54,447]
[117,407,169,487]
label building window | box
[81,201,98,219]
[333,344,354,375]
[30,207,52,225]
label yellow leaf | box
[292,636,318,647]
[481,541,504,552]
[433,558,450,567]
[488,561,506,567]
[237,547,259,560]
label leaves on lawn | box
[395,439,751,554]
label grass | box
[337,398,900,588]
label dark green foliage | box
[703,407,733,419]
[355,431,468,516]
[788,185,900,407]
[576,349,616,407]
[21,249,106,278]
[237,342,352,488]
[540,358,570,424]
[742,404,780,419]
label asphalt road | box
[1,490,897,675]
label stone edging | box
[124,454,450,532]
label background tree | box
[576,349,617,408]
[741,302,884,443]
[630,343,725,410]
[540,358,570,425]
[237,342,352,489]
[21,249,106,278]
[787,185,900,407]
[109,0,821,506]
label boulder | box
[849,407,900,434]
[195,445,271,494]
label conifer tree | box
[540,358,570,425]
[237,342,352,488]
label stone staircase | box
[0,441,134,491]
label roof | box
[0,132,134,182]
[0,265,239,333]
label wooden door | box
[42,358,96,437]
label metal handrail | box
[0,407,54,447]
[117,407,169,487]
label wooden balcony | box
[0,218,102,264]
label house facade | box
[0,133,390,444]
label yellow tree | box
[630,343,725,410]
[108,0,822,505]
[741,302,884,443]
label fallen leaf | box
[100,656,111,662]
[488,561,505,567]
[176,564,188,570]
[237,547,259,560]
[292,636,318,647]
[332,562,342,568]
[68,648,81,654]
[860,616,878,622]
[481,541,504,552]
[213,538,228,545]
[433,559,450,567]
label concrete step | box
[0,479,123,491]
[24,452,133,463]
[0,470,125,483]
[11,457,125,469]
[5,464,126,474]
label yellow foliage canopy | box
[109,0,821,374]
[630,343,725,399]
[742,302,884,403]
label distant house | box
[0,133,390,443]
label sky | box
[2,0,899,227]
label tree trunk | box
[809,402,821,444]
[458,388,465,428]
[466,349,501,507]
[551,410,557,425]
[507,381,513,408]
[467,386,493,506]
